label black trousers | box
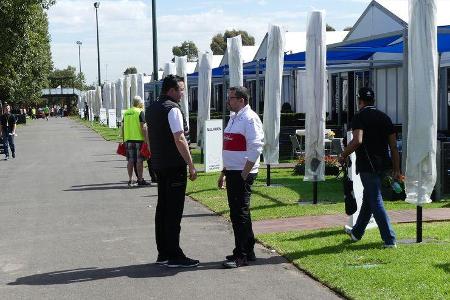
[225,171,257,258]
[147,159,157,182]
[155,166,187,259]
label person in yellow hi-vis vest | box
[121,96,150,187]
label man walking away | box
[218,86,264,268]
[146,75,198,268]
[339,87,400,248]
[0,104,17,160]
[122,96,150,187]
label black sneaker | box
[226,252,256,262]
[12,152,15,158]
[155,255,168,265]
[137,179,150,186]
[166,256,200,268]
[223,257,248,269]
[127,180,136,187]
[4,156,8,161]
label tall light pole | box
[94,2,101,86]
[151,0,158,83]
[76,41,82,75]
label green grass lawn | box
[187,168,450,221]
[72,117,121,142]
[257,222,450,300]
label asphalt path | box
[0,118,341,300]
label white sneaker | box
[344,225,359,241]
[383,243,397,249]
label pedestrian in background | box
[339,87,399,248]
[122,96,150,187]
[0,104,17,160]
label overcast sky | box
[47,0,372,84]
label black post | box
[313,181,318,204]
[94,2,101,86]
[417,206,423,243]
[267,164,271,186]
[200,147,204,164]
[151,0,159,85]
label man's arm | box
[241,117,264,180]
[173,131,197,181]
[339,129,363,164]
[388,133,401,179]
[140,122,149,145]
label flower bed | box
[293,155,340,176]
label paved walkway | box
[0,118,340,300]
[253,208,450,234]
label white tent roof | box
[376,0,449,26]
[186,62,197,74]
[219,45,258,66]
[254,31,347,60]
[194,55,222,72]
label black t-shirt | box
[0,113,17,133]
[351,106,395,174]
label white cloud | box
[48,0,364,84]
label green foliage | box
[172,41,198,62]
[48,66,87,91]
[210,29,255,55]
[326,24,336,31]
[343,26,353,31]
[123,67,138,75]
[0,0,54,106]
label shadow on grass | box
[285,229,343,241]
[8,257,286,286]
[284,240,381,261]
[435,263,450,273]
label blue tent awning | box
[188,30,450,78]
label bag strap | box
[363,143,377,173]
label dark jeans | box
[2,133,15,157]
[155,166,187,259]
[352,172,396,245]
[225,171,257,258]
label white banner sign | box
[204,119,223,173]
[100,108,107,125]
[108,109,117,128]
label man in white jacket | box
[218,86,264,268]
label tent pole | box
[417,206,423,243]
[312,174,318,204]
[255,60,260,114]
[267,164,271,186]
[200,147,204,164]
[313,180,318,204]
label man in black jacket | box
[146,75,198,268]
[0,104,17,160]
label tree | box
[0,1,55,106]
[210,29,255,55]
[343,26,353,32]
[48,66,86,91]
[123,67,138,75]
[326,24,336,32]
[172,40,198,62]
